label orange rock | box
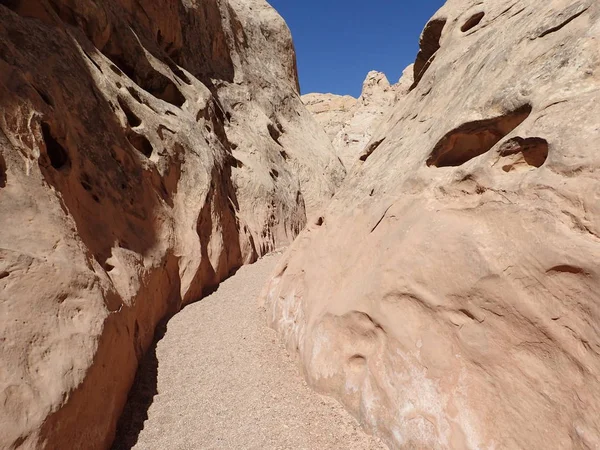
[0,0,342,448]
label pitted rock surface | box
[264,1,600,448]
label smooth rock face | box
[0,0,343,448]
[303,68,413,169]
[264,0,600,448]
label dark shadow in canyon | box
[0,151,6,188]
[111,320,168,450]
[111,256,241,450]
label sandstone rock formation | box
[303,67,413,169]
[0,0,343,448]
[264,0,600,448]
[301,93,357,146]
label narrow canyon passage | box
[112,253,385,450]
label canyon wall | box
[264,0,600,448]
[0,0,343,448]
[303,67,413,169]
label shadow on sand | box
[111,320,168,450]
[109,272,237,449]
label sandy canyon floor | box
[111,252,385,450]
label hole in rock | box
[158,81,186,108]
[127,132,153,158]
[427,104,532,167]
[0,271,9,280]
[101,37,186,108]
[461,12,485,32]
[411,18,447,90]
[315,217,324,226]
[41,122,69,169]
[80,180,92,192]
[165,57,192,85]
[229,156,243,169]
[267,123,282,145]
[459,309,476,320]
[126,87,145,105]
[280,150,289,160]
[270,169,279,179]
[348,354,366,364]
[109,64,123,76]
[195,107,208,123]
[498,137,548,172]
[547,264,588,275]
[117,96,142,127]
[359,138,386,162]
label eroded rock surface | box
[0,0,343,448]
[264,0,600,448]
[303,68,413,169]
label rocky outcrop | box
[0,0,343,448]
[303,68,413,169]
[264,0,600,448]
[301,93,357,145]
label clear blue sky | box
[268,0,445,97]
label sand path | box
[112,252,386,450]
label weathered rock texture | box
[0,0,343,448]
[264,0,600,448]
[303,68,413,169]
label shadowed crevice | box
[498,136,548,172]
[41,122,70,170]
[359,137,385,162]
[461,12,485,32]
[427,104,532,167]
[0,151,6,188]
[111,320,167,450]
[410,18,446,90]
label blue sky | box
[268,0,446,97]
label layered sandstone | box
[301,93,357,145]
[0,0,343,448]
[303,68,413,169]
[264,0,600,448]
